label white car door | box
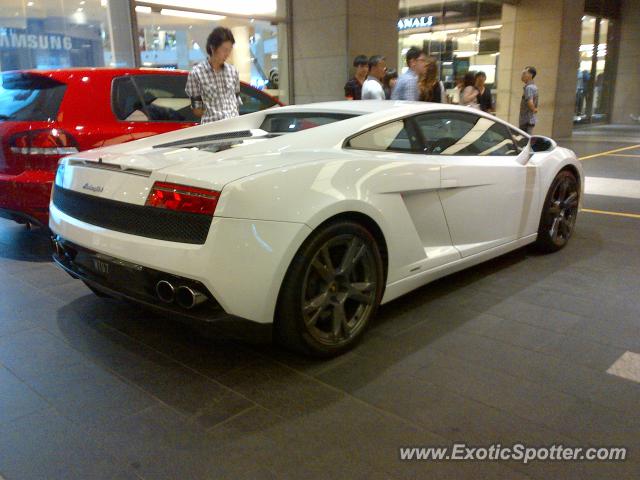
[412,111,539,258]
[346,117,460,272]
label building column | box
[106,0,137,67]
[290,0,398,104]
[496,0,583,138]
[230,26,252,83]
[611,0,640,124]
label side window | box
[239,84,277,115]
[125,75,198,122]
[112,77,145,121]
[414,112,518,156]
[510,128,529,151]
[347,119,420,153]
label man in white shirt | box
[361,55,387,100]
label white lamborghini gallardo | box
[50,101,583,356]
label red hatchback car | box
[0,68,281,226]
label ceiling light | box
[143,0,276,16]
[160,8,225,21]
[27,1,34,6]
[135,5,152,13]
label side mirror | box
[529,135,556,153]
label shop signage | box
[0,29,73,51]
[397,16,435,31]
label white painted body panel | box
[50,101,584,324]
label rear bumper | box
[49,203,312,324]
[0,170,54,225]
[52,236,230,322]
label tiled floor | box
[1,129,639,479]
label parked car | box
[50,101,583,356]
[0,67,281,226]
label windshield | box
[259,112,357,133]
[0,73,66,122]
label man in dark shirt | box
[519,66,539,134]
[344,55,369,100]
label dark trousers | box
[519,123,534,134]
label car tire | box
[275,220,384,357]
[535,170,580,253]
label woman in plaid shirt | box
[186,27,242,124]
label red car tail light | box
[8,128,79,171]
[145,182,220,216]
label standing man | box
[344,55,369,100]
[391,47,427,101]
[186,27,241,124]
[519,66,539,134]
[361,55,387,100]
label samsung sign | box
[0,30,73,51]
[397,16,435,31]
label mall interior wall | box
[496,0,584,138]
[611,0,640,124]
[290,0,399,103]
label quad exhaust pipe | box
[175,286,208,309]
[155,280,207,309]
[156,280,175,303]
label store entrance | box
[575,15,613,125]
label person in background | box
[460,71,480,109]
[519,66,539,134]
[475,71,493,113]
[361,55,387,100]
[449,75,464,104]
[419,59,446,103]
[391,47,427,101]
[344,55,369,100]
[383,69,398,100]
[185,27,241,124]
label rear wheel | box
[535,170,579,253]
[275,221,384,357]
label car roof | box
[12,67,190,79]
[272,100,491,117]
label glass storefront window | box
[397,0,502,104]
[135,2,289,104]
[0,0,115,71]
[575,15,612,124]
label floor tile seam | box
[256,352,460,446]
[27,320,261,430]
[398,373,622,448]
[421,337,640,420]
[96,321,262,410]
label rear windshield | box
[0,73,66,122]
[259,112,357,133]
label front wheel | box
[535,170,580,253]
[275,221,384,357]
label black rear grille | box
[52,186,212,244]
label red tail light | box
[8,128,79,171]
[145,182,220,216]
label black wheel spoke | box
[332,303,348,339]
[312,244,336,283]
[549,216,561,241]
[557,181,568,202]
[339,238,365,275]
[304,291,330,316]
[562,192,578,209]
[347,282,374,304]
